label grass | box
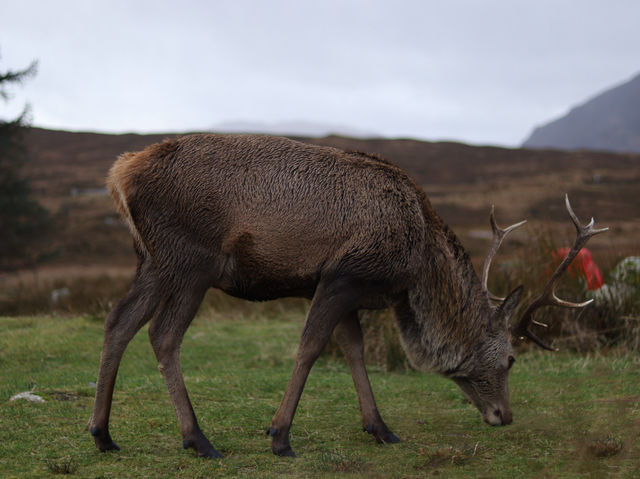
[1,313,639,478]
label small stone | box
[9,391,45,403]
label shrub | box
[489,226,640,352]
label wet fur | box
[92,133,512,458]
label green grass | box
[0,314,639,478]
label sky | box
[1,0,639,147]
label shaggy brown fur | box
[90,134,521,459]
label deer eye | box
[507,355,516,369]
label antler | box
[481,206,527,301]
[512,195,609,350]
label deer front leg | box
[267,280,358,457]
[333,312,400,444]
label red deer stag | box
[89,134,607,458]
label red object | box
[552,247,603,290]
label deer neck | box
[393,229,490,374]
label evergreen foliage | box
[0,54,50,268]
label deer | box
[88,134,608,458]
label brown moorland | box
[18,127,638,270]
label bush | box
[489,226,640,352]
[0,272,131,316]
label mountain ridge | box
[523,72,640,153]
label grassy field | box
[1,313,639,478]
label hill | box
[14,127,640,270]
[523,72,640,153]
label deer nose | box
[485,406,512,426]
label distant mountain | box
[212,120,377,139]
[523,72,640,153]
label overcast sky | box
[1,0,639,146]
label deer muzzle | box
[483,403,513,426]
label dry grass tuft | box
[416,443,481,470]
[45,457,77,475]
[586,435,624,458]
[314,448,365,473]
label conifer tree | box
[0,54,50,268]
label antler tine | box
[512,195,609,350]
[481,205,527,301]
[565,194,609,238]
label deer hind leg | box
[267,279,362,457]
[147,282,222,459]
[89,257,161,452]
[333,312,400,444]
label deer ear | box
[491,285,523,330]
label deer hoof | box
[90,427,120,452]
[268,427,295,457]
[363,424,401,444]
[382,432,401,444]
[199,447,223,459]
[183,436,223,459]
[273,444,296,457]
[97,440,120,452]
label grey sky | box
[1,0,639,146]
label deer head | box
[459,195,608,425]
[449,284,522,425]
